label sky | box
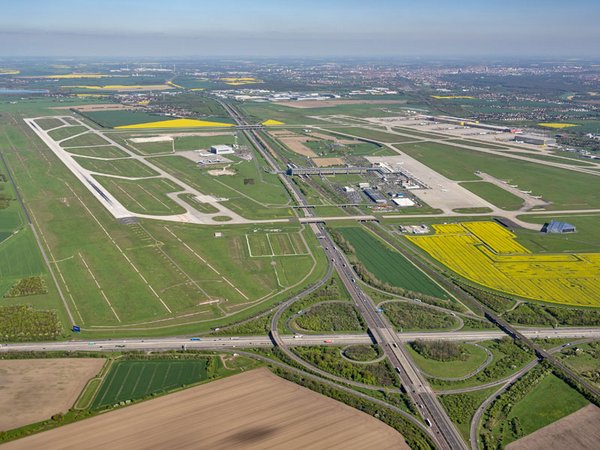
[1,0,599,58]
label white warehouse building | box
[210,144,235,155]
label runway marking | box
[66,184,172,314]
[28,207,85,324]
[78,252,121,322]
[163,226,249,300]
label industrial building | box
[513,135,556,146]
[422,115,511,133]
[210,144,234,155]
[286,165,380,176]
[542,220,576,234]
[392,197,415,207]
[363,188,387,204]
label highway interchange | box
[9,102,600,450]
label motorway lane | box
[298,222,465,450]
[3,329,598,353]
[218,102,600,450]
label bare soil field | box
[313,157,345,167]
[268,131,318,157]
[51,104,135,111]
[309,132,357,145]
[278,100,406,109]
[0,359,105,432]
[3,368,408,450]
[507,404,600,450]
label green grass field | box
[459,181,524,210]
[440,387,498,441]
[382,302,460,331]
[503,150,596,167]
[74,157,159,178]
[92,359,209,408]
[149,154,294,219]
[558,341,600,388]
[61,132,110,148]
[406,343,489,378]
[239,101,409,125]
[34,118,64,130]
[126,134,236,155]
[337,227,447,297]
[502,374,588,446]
[47,126,88,141]
[93,176,185,215]
[430,339,534,391]
[446,139,508,150]
[64,146,129,158]
[0,101,327,335]
[395,141,600,209]
[78,110,167,128]
[292,302,367,333]
[324,127,417,143]
[515,214,600,253]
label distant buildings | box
[541,220,576,234]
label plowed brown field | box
[3,368,408,449]
[507,404,600,450]
[0,359,104,432]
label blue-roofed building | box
[541,220,576,234]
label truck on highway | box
[190,337,202,341]
[324,340,334,344]
[293,334,304,339]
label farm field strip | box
[0,358,104,432]
[91,359,209,409]
[337,226,448,298]
[407,222,600,307]
[7,369,409,450]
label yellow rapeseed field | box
[262,119,285,126]
[407,221,600,307]
[39,73,113,79]
[167,81,184,89]
[538,123,578,129]
[220,77,263,86]
[66,84,172,91]
[116,119,234,129]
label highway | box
[2,328,599,353]
[319,232,468,450]
[219,101,600,450]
